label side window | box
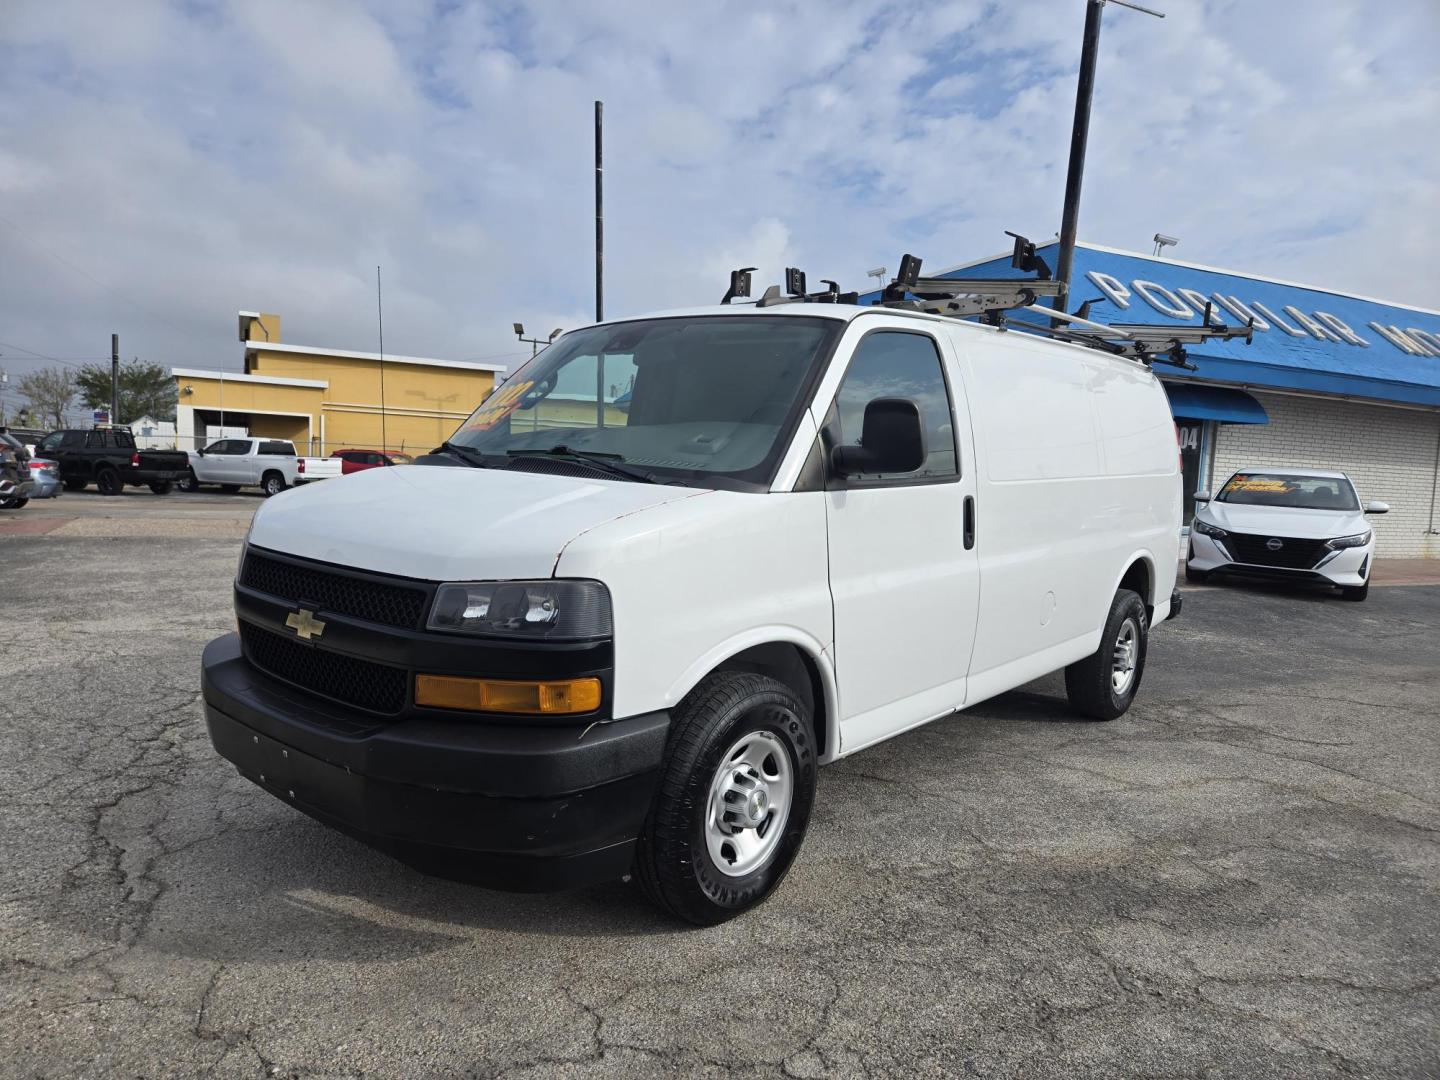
[62,431,86,449]
[39,433,65,452]
[86,430,109,449]
[225,441,252,456]
[259,441,293,456]
[830,332,958,481]
[367,452,384,465]
[114,431,135,449]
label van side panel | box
[954,328,1178,688]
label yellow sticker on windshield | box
[1227,476,1293,494]
[461,380,534,433]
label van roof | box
[596,302,1156,370]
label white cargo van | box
[202,293,1185,923]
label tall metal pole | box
[1052,0,1105,317]
[594,100,604,323]
[110,333,119,423]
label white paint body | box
[1188,467,1377,587]
[247,305,1181,761]
[188,438,341,488]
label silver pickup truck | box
[179,438,342,497]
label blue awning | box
[1162,383,1268,424]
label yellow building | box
[172,311,505,455]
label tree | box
[16,366,76,429]
[76,360,175,424]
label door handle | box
[963,495,976,550]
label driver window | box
[831,332,958,480]
[39,432,64,452]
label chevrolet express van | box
[202,302,1181,924]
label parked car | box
[1187,467,1387,601]
[202,300,1184,924]
[32,428,189,496]
[26,458,63,499]
[1,439,36,508]
[178,438,343,496]
[331,449,415,475]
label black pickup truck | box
[34,428,190,495]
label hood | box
[1199,501,1368,540]
[247,464,707,581]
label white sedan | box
[1187,467,1389,601]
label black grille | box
[1225,532,1329,570]
[239,622,407,715]
[241,551,428,629]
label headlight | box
[428,579,612,640]
[1326,530,1372,550]
[1193,518,1227,539]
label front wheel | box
[96,468,123,497]
[1065,589,1148,721]
[635,671,817,925]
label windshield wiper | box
[507,445,663,485]
[439,440,494,469]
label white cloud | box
[0,0,1436,409]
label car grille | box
[1225,532,1330,570]
[241,550,429,629]
[239,622,408,715]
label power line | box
[0,213,196,339]
[0,339,90,369]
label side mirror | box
[831,398,926,476]
[1364,500,1390,514]
[1193,491,1211,504]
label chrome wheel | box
[1111,617,1139,695]
[704,729,793,878]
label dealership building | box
[921,242,1440,558]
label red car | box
[331,449,414,475]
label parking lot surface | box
[2,512,1437,1079]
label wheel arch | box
[1111,550,1158,624]
[666,630,838,763]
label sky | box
[1,0,1437,412]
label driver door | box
[820,325,981,753]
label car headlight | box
[1193,518,1227,539]
[428,579,612,640]
[1326,530,1372,550]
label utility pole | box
[1052,0,1163,317]
[110,333,119,423]
[594,100,604,323]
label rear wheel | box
[177,469,200,492]
[96,468,123,497]
[1341,583,1369,602]
[261,471,286,497]
[1,497,26,509]
[635,671,817,925]
[1065,589,1148,721]
[148,481,174,495]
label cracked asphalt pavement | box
[2,524,1437,1078]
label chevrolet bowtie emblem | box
[286,608,326,641]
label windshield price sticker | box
[1227,475,1292,494]
[461,380,534,433]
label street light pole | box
[1052,0,1163,317]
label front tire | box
[96,468,123,497]
[635,671,817,926]
[1065,589,1148,721]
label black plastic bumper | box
[201,633,669,891]
[127,468,181,484]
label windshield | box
[1218,472,1359,511]
[447,316,841,488]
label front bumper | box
[202,633,669,890]
[1188,532,1370,587]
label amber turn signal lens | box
[414,674,602,715]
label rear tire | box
[635,671,817,926]
[1065,589,1148,721]
[96,468,123,497]
[1,497,26,509]
[261,471,286,497]
[1341,583,1369,602]
[177,469,199,493]
[1184,565,1210,584]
